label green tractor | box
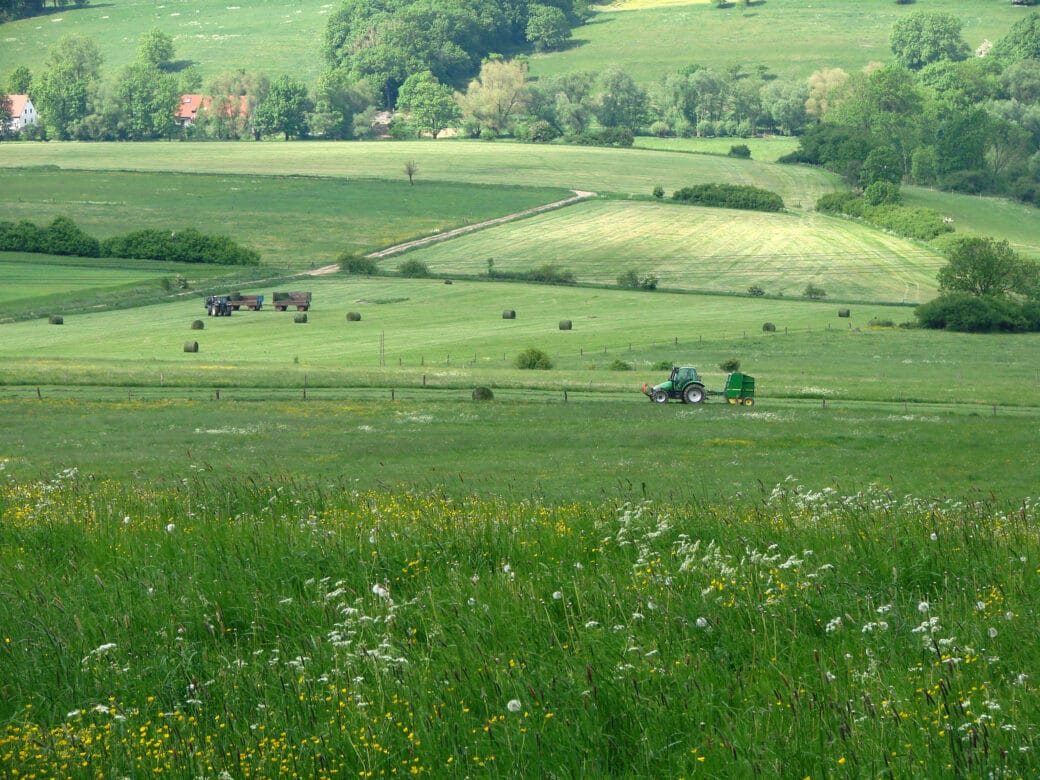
[642,366,756,406]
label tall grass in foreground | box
[1,473,1038,777]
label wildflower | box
[825,671,836,683]
[918,601,930,613]
[123,516,131,525]
[825,616,842,633]
[695,617,709,628]
[552,591,563,601]
[371,583,390,599]
[506,699,522,713]
[929,533,938,541]
[988,627,999,639]
[165,523,176,533]
[584,621,599,629]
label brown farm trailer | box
[271,292,312,312]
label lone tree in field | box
[890,11,970,71]
[937,236,1033,298]
[403,159,418,185]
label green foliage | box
[890,11,970,71]
[31,34,103,140]
[936,235,1026,298]
[252,75,312,140]
[0,216,100,257]
[101,229,261,265]
[338,252,379,275]
[397,258,430,278]
[718,357,740,372]
[802,283,826,299]
[526,4,571,53]
[521,120,560,143]
[395,71,460,138]
[457,59,530,136]
[616,270,657,290]
[111,61,179,140]
[671,183,784,212]
[652,185,664,199]
[515,346,553,369]
[607,358,632,371]
[136,28,175,70]
[8,65,32,94]
[728,144,751,159]
[993,11,1040,65]
[859,146,902,187]
[863,181,902,207]
[914,292,1035,332]
[569,126,634,147]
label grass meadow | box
[529,0,1028,85]
[2,476,1040,776]
[391,200,944,302]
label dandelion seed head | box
[918,601,930,613]
[165,523,176,533]
[506,699,522,713]
[695,617,708,628]
[988,627,998,639]
[552,591,563,601]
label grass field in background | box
[0,0,1025,92]
[528,0,1026,86]
[0,167,570,268]
[0,141,841,206]
[633,135,801,163]
[393,200,944,301]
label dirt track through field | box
[307,190,596,275]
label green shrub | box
[525,120,559,143]
[803,283,826,299]
[914,293,1033,333]
[515,348,553,370]
[728,144,751,159]
[652,185,664,199]
[671,183,783,212]
[339,252,378,274]
[398,258,430,278]
[866,205,953,241]
[608,359,632,371]
[815,192,865,217]
[471,386,494,400]
[719,358,740,372]
[101,229,260,265]
[863,181,902,206]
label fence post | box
[564,390,568,403]
[391,388,396,401]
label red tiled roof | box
[175,94,249,122]
[6,94,30,117]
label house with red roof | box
[175,94,250,126]
[5,95,38,133]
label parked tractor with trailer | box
[227,292,264,311]
[205,295,233,316]
[642,366,755,406]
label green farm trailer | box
[642,366,756,406]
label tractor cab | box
[670,366,701,387]
[643,366,707,404]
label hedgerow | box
[671,183,784,212]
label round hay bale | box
[346,311,362,321]
[48,315,64,325]
[184,341,199,353]
[762,322,776,332]
[502,310,516,319]
[191,319,205,330]
[838,308,850,318]
[472,386,494,401]
[559,319,573,331]
[294,313,308,324]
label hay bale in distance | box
[762,322,776,332]
[48,315,64,325]
[472,386,494,401]
[294,313,308,323]
[184,341,199,353]
[502,310,516,319]
[838,308,850,318]
[191,319,205,330]
[346,311,362,321]
[559,319,573,330]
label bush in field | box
[101,229,260,265]
[671,183,783,212]
[719,357,741,372]
[339,252,379,274]
[0,216,100,257]
[803,283,827,299]
[608,359,632,371]
[515,347,553,369]
[397,258,430,278]
[914,292,1034,332]
[728,144,751,159]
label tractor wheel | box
[743,397,754,407]
[683,384,705,404]
[651,389,668,404]
[728,397,737,405]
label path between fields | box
[306,189,596,275]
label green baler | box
[642,367,755,406]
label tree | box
[761,79,808,136]
[32,34,103,140]
[985,118,1033,184]
[805,67,850,118]
[526,5,570,52]
[137,28,175,70]
[111,61,179,139]
[859,146,903,187]
[1004,60,1040,106]
[0,94,10,140]
[252,75,311,140]
[206,70,269,140]
[395,71,460,138]
[890,11,969,71]
[8,65,32,95]
[403,159,418,185]
[992,12,1040,65]
[309,68,375,140]
[937,236,1024,298]
[593,67,648,130]
[456,58,529,136]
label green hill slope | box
[389,200,943,302]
